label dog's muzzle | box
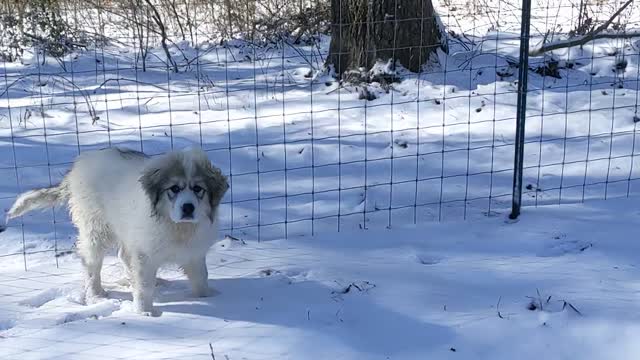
[181,203,195,220]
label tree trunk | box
[327,0,442,77]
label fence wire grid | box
[1,0,639,271]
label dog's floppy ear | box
[139,166,164,216]
[198,162,229,222]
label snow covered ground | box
[2,197,640,359]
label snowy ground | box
[2,197,640,359]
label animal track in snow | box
[55,299,121,325]
[537,239,593,257]
[414,253,443,265]
[19,286,81,308]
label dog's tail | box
[7,181,70,220]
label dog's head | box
[139,148,229,224]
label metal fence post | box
[509,0,532,220]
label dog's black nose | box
[182,203,195,216]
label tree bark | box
[327,0,442,77]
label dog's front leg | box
[182,256,213,297]
[130,253,161,316]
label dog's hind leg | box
[75,218,114,303]
[76,230,108,303]
[182,256,213,297]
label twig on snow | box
[562,301,583,316]
[497,296,505,319]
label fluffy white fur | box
[7,147,229,316]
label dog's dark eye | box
[192,185,203,194]
[170,185,181,194]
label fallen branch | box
[92,77,185,94]
[531,31,640,56]
[529,0,636,56]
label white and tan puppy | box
[6,147,229,316]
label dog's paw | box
[132,302,162,317]
[132,297,161,316]
[85,289,108,305]
[139,309,163,317]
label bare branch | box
[92,78,187,94]
[531,31,640,56]
[529,0,635,56]
[0,74,98,123]
[144,0,179,73]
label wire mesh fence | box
[517,0,640,209]
[0,0,639,273]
